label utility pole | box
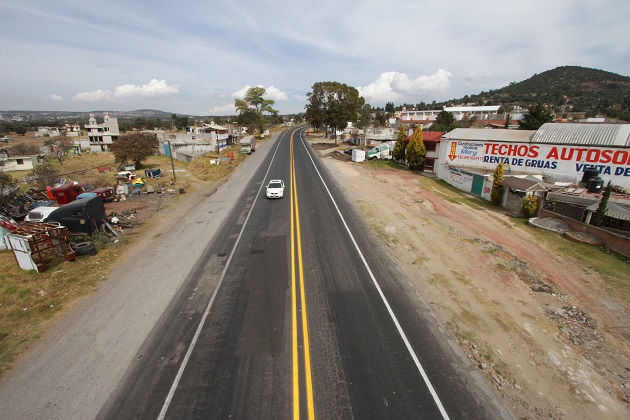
[168,141,176,183]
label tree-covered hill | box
[467,66,630,121]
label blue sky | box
[2,0,628,116]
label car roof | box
[269,179,283,183]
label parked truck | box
[52,182,114,204]
[240,136,256,154]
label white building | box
[398,105,504,123]
[35,127,61,137]
[84,113,120,152]
[0,155,42,171]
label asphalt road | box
[99,127,512,419]
[0,127,513,419]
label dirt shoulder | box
[314,138,630,419]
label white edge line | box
[296,130,451,420]
[157,132,288,419]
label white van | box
[366,144,390,160]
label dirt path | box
[316,141,630,419]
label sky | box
[1,0,629,116]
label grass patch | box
[455,308,487,331]
[512,218,630,302]
[428,273,452,289]
[495,262,510,272]
[451,270,472,286]
[366,159,410,171]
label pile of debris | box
[546,305,602,347]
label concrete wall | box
[539,209,630,258]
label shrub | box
[521,195,539,217]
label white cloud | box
[232,86,251,99]
[358,70,453,105]
[465,71,494,86]
[232,85,288,101]
[50,94,63,101]
[265,86,288,101]
[209,103,237,115]
[73,79,180,102]
[113,79,180,98]
[72,89,112,102]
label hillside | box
[467,66,630,121]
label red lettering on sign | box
[546,147,559,160]
[586,149,600,162]
[612,150,630,165]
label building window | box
[16,159,24,165]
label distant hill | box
[464,66,630,122]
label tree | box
[15,127,27,135]
[591,181,612,226]
[0,172,16,207]
[305,81,365,143]
[374,112,386,127]
[385,101,395,113]
[9,142,39,156]
[30,163,57,190]
[356,104,373,130]
[109,132,159,168]
[234,86,278,135]
[491,163,505,205]
[406,128,426,170]
[393,125,407,162]
[519,103,555,130]
[171,114,189,131]
[431,110,456,132]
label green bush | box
[521,195,539,217]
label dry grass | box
[0,236,131,377]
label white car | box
[266,180,285,198]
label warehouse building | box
[437,123,630,194]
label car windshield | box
[269,182,283,189]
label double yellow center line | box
[290,132,315,420]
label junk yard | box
[0,129,252,377]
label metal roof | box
[444,106,501,113]
[442,128,536,142]
[532,123,630,147]
[501,176,550,192]
[585,201,630,221]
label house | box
[84,113,120,152]
[35,127,61,137]
[500,175,559,213]
[61,124,82,137]
[0,155,42,171]
[188,122,231,151]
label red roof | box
[405,131,445,143]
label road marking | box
[290,133,300,419]
[157,131,289,420]
[290,131,316,419]
[295,129,450,420]
[290,132,316,420]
